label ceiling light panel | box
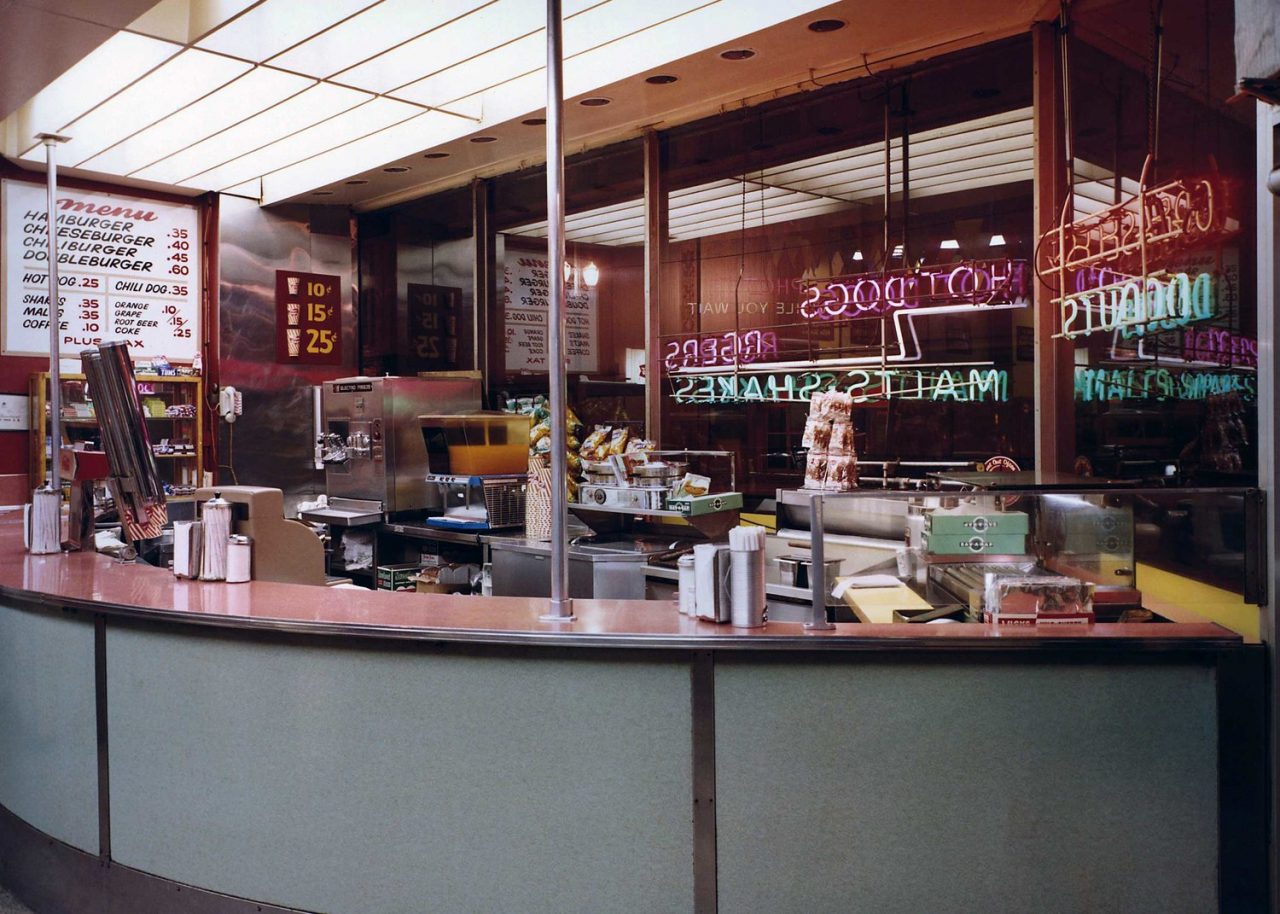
[5,32,180,157]
[560,0,830,97]
[80,67,314,176]
[129,0,261,44]
[186,96,421,191]
[58,49,252,166]
[260,108,475,202]
[337,0,595,95]
[196,0,378,62]
[134,81,371,185]
[270,0,486,79]
[394,0,708,109]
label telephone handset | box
[218,386,242,423]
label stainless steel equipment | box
[490,536,686,600]
[318,375,480,520]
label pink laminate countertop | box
[0,517,1241,651]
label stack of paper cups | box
[25,487,61,555]
[728,526,767,627]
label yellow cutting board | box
[840,582,932,624]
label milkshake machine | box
[307,375,482,526]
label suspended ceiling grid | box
[0,0,1057,209]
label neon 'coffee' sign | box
[1038,163,1236,341]
[800,258,1029,321]
[672,368,1009,405]
[1183,328,1256,368]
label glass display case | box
[776,485,1264,633]
[30,371,205,502]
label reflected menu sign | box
[0,180,201,361]
[276,269,342,365]
[502,253,598,373]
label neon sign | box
[672,368,1008,405]
[1183,328,1256,368]
[1057,271,1215,340]
[663,330,778,370]
[800,258,1028,322]
[1038,174,1229,276]
[1074,366,1255,402]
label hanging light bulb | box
[851,250,864,261]
[582,261,599,287]
[988,234,1006,246]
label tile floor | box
[0,883,34,914]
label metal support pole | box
[541,0,573,620]
[643,130,665,444]
[40,134,69,491]
[806,495,835,630]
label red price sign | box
[276,270,342,365]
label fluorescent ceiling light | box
[7,33,180,157]
[135,82,372,185]
[61,49,252,166]
[892,244,904,257]
[852,250,864,260]
[197,0,377,61]
[337,0,581,94]
[270,0,486,79]
[394,0,707,108]
[81,67,314,176]
[188,97,422,191]
[260,109,472,202]
[129,0,261,44]
[989,234,1006,246]
[940,239,960,250]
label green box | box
[926,508,1029,536]
[924,532,1028,556]
[668,492,743,517]
[376,563,422,591]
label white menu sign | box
[502,251,598,372]
[1,180,200,361]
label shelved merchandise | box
[29,372,205,502]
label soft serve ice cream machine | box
[317,376,481,522]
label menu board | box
[502,252,597,373]
[275,269,342,365]
[1,180,200,361]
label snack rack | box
[569,449,742,539]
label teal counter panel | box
[0,603,98,853]
[715,660,1218,914]
[106,626,694,914]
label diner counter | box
[0,512,1262,914]
[0,518,1241,650]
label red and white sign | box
[1,180,201,361]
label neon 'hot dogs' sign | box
[799,258,1029,321]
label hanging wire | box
[1058,0,1075,199]
[1148,0,1166,169]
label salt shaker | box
[226,534,252,583]
[199,491,232,581]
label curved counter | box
[0,518,1263,914]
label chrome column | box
[541,0,573,620]
[38,133,69,491]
